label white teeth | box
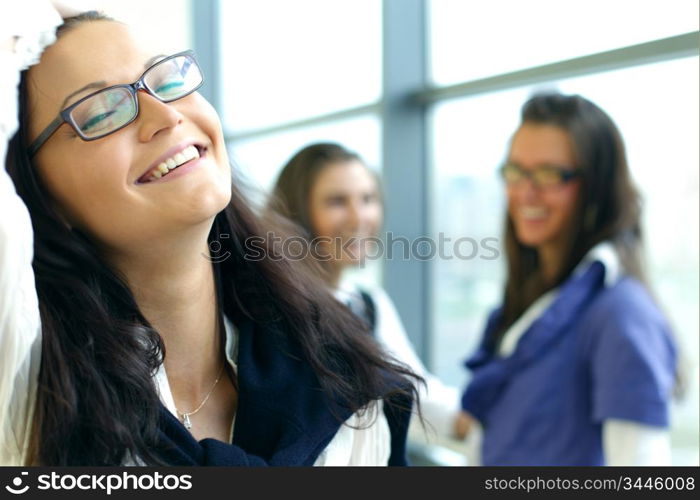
[183,145,199,162]
[145,145,201,182]
[521,207,548,218]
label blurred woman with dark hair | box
[457,93,677,465]
[270,142,462,441]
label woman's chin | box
[513,226,550,249]
[339,252,364,267]
[180,180,232,221]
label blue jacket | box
[155,318,412,466]
[461,262,677,465]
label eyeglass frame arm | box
[28,116,64,157]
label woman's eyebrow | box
[144,54,167,68]
[61,81,108,109]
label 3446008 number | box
[623,476,695,491]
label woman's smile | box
[136,143,208,184]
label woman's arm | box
[0,104,43,466]
[0,2,62,465]
[370,287,462,439]
[603,419,672,466]
[0,162,43,465]
[587,280,677,467]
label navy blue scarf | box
[154,319,412,466]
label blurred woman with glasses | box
[456,92,678,465]
[269,142,463,442]
[1,9,419,466]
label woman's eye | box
[536,169,562,185]
[325,196,346,207]
[154,79,185,97]
[362,193,378,204]
[80,110,116,132]
[503,168,522,182]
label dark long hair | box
[497,92,645,343]
[6,14,419,465]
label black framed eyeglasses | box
[499,163,581,188]
[28,50,204,157]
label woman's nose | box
[514,175,541,202]
[349,202,361,224]
[136,91,184,142]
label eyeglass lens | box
[501,164,568,187]
[68,55,202,139]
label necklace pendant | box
[182,413,192,429]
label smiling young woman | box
[1,11,419,466]
[458,93,678,466]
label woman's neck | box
[326,261,344,289]
[105,223,223,409]
[538,243,566,286]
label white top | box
[335,283,461,440]
[0,6,389,466]
[464,242,672,466]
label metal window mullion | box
[224,102,382,143]
[193,0,221,113]
[415,31,700,104]
[382,0,431,363]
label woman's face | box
[308,160,382,268]
[506,123,581,256]
[27,21,232,255]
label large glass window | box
[219,0,382,133]
[429,0,699,85]
[198,0,698,465]
[101,0,193,54]
[430,87,528,384]
[218,1,384,288]
[228,115,381,192]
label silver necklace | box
[176,363,226,430]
